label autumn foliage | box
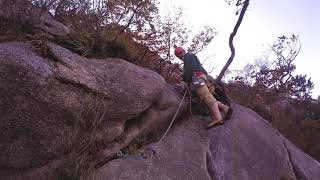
[227,35,320,160]
[27,0,216,84]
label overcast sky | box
[160,0,320,98]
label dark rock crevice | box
[46,44,73,69]
[282,141,306,180]
[54,76,101,96]
[27,40,72,69]
[205,141,217,180]
[97,99,180,165]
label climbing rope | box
[113,86,189,179]
[115,86,188,158]
[186,86,194,117]
[158,88,187,143]
[145,86,188,179]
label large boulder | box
[96,104,320,180]
[0,0,70,36]
[0,42,187,179]
[1,41,319,180]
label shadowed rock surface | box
[0,42,187,179]
[96,104,320,180]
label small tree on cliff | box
[216,0,250,82]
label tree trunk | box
[216,0,250,83]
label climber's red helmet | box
[174,47,185,59]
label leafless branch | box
[216,0,250,82]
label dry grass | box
[53,92,108,180]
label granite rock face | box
[0,42,187,179]
[96,104,320,180]
[0,0,70,36]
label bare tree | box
[216,0,250,82]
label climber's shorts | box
[192,74,215,93]
[193,74,217,105]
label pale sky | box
[160,0,320,98]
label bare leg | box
[195,84,224,128]
[212,101,223,122]
[218,102,233,120]
[218,102,229,114]
[206,101,224,128]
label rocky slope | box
[96,105,320,180]
[1,41,319,180]
[0,41,187,179]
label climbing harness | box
[192,75,206,88]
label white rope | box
[158,89,187,143]
[145,88,187,179]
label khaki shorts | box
[194,74,216,105]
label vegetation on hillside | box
[0,0,217,84]
[227,34,319,160]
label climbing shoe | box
[206,120,224,129]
